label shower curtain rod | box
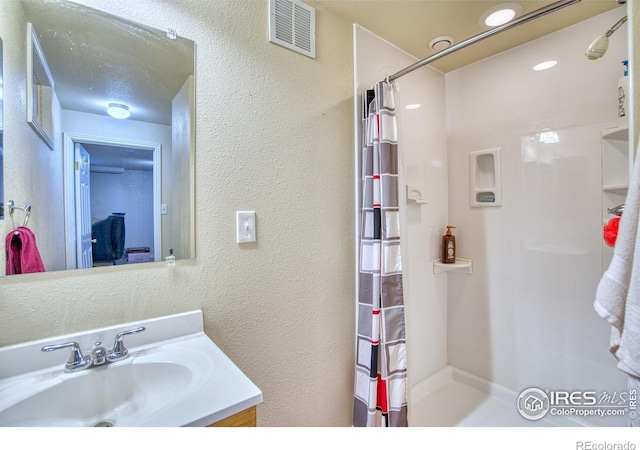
[385,0,582,83]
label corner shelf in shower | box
[602,125,630,195]
[433,258,473,274]
[601,125,629,141]
[406,185,428,205]
[603,184,628,195]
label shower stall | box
[354,2,631,426]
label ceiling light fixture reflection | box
[533,60,557,71]
[107,103,130,119]
[480,3,523,27]
[538,131,559,144]
[405,104,421,110]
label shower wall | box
[446,6,629,420]
[353,25,449,399]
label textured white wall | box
[0,0,355,427]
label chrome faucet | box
[41,327,146,372]
[91,342,107,366]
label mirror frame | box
[26,22,54,150]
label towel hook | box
[8,200,32,231]
[608,203,624,216]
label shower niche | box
[469,148,502,208]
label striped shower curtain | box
[353,81,408,427]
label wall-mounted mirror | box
[6,0,195,275]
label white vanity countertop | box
[0,310,263,427]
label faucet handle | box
[41,341,92,372]
[107,327,146,362]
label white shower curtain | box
[353,81,408,427]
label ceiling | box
[20,0,194,125]
[312,0,623,73]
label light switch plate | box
[236,211,256,244]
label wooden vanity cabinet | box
[207,406,256,427]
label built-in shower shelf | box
[603,184,628,195]
[601,126,628,141]
[602,125,630,194]
[433,258,473,274]
[406,185,428,205]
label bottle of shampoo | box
[618,60,629,118]
[442,226,456,264]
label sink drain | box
[93,421,114,427]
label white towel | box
[627,376,640,427]
[595,142,640,426]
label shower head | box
[585,35,610,60]
[586,15,627,60]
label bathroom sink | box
[0,311,262,427]
[0,359,194,427]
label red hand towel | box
[5,227,45,275]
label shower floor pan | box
[409,366,622,427]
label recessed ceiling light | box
[533,60,557,71]
[107,103,130,119]
[405,104,421,110]
[486,9,516,26]
[480,3,523,27]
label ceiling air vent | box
[269,0,315,59]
